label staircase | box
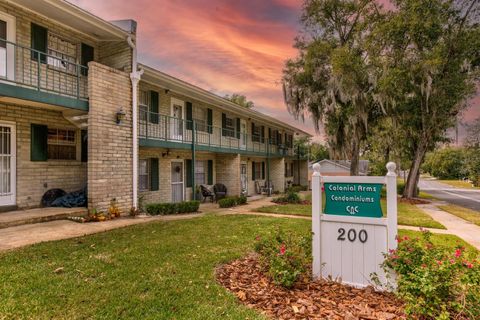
[0,207,88,229]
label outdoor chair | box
[264,180,273,195]
[213,183,227,202]
[200,185,215,203]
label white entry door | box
[240,119,247,149]
[171,161,184,203]
[0,12,16,81]
[0,122,16,206]
[170,98,184,141]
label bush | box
[254,229,312,288]
[382,231,480,319]
[272,191,301,204]
[218,196,247,208]
[145,200,200,215]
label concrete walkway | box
[417,201,480,250]
[0,197,276,252]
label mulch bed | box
[399,198,430,205]
[216,254,405,320]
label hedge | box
[145,200,200,215]
[218,195,247,208]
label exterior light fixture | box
[116,108,126,124]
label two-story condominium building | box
[0,0,310,213]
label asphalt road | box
[418,178,480,212]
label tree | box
[465,117,480,148]
[369,0,480,198]
[224,94,254,108]
[422,147,467,180]
[464,118,480,186]
[293,136,330,161]
[283,0,382,175]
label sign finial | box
[313,163,321,176]
[386,162,396,176]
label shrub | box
[145,201,200,215]
[254,228,312,288]
[218,196,247,208]
[272,191,301,204]
[382,231,480,319]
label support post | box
[312,163,322,278]
[386,162,398,251]
[191,121,196,200]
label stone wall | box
[0,103,87,208]
[87,62,132,213]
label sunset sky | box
[72,0,478,142]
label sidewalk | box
[417,201,480,250]
[0,197,276,252]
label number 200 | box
[337,228,368,243]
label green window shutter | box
[186,159,192,188]
[261,126,265,143]
[31,23,47,63]
[291,163,294,176]
[261,162,266,180]
[277,131,282,145]
[221,113,226,136]
[268,128,272,144]
[149,91,159,124]
[207,160,213,185]
[251,123,255,141]
[252,161,256,180]
[207,108,213,134]
[236,118,240,139]
[31,124,48,161]
[150,158,159,191]
[186,102,193,130]
[81,130,88,162]
[81,43,94,76]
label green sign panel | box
[324,183,383,218]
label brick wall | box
[270,157,286,193]
[216,153,241,196]
[138,148,216,206]
[0,103,87,208]
[87,62,132,213]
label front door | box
[0,122,15,206]
[0,12,16,81]
[240,120,247,149]
[171,161,184,203]
[170,99,184,141]
[240,162,248,195]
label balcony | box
[0,39,88,110]
[139,111,294,157]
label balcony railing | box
[0,38,88,100]
[139,110,294,156]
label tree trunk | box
[350,139,360,176]
[404,141,428,198]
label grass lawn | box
[256,200,446,229]
[438,204,480,226]
[438,180,480,189]
[0,215,474,319]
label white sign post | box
[312,162,398,288]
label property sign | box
[324,183,383,217]
[311,163,398,289]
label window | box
[254,162,262,180]
[47,33,77,73]
[224,115,235,137]
[252,124,262,143]
[193,107,208,132]
[139,90,149,121]
[139,159,150,191]
[195,160,207,184]
[285,162,293,177]
[47,128,76,160]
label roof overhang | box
[8,0,130,41]
[139,63,312,136]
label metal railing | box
[0,38,88,100]
[139,110,294,156]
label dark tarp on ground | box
[49,187,87,208]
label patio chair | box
[264,180,273,195]
[200,185,215,203]
[213,183,227,202]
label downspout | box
[128,35,144,209]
